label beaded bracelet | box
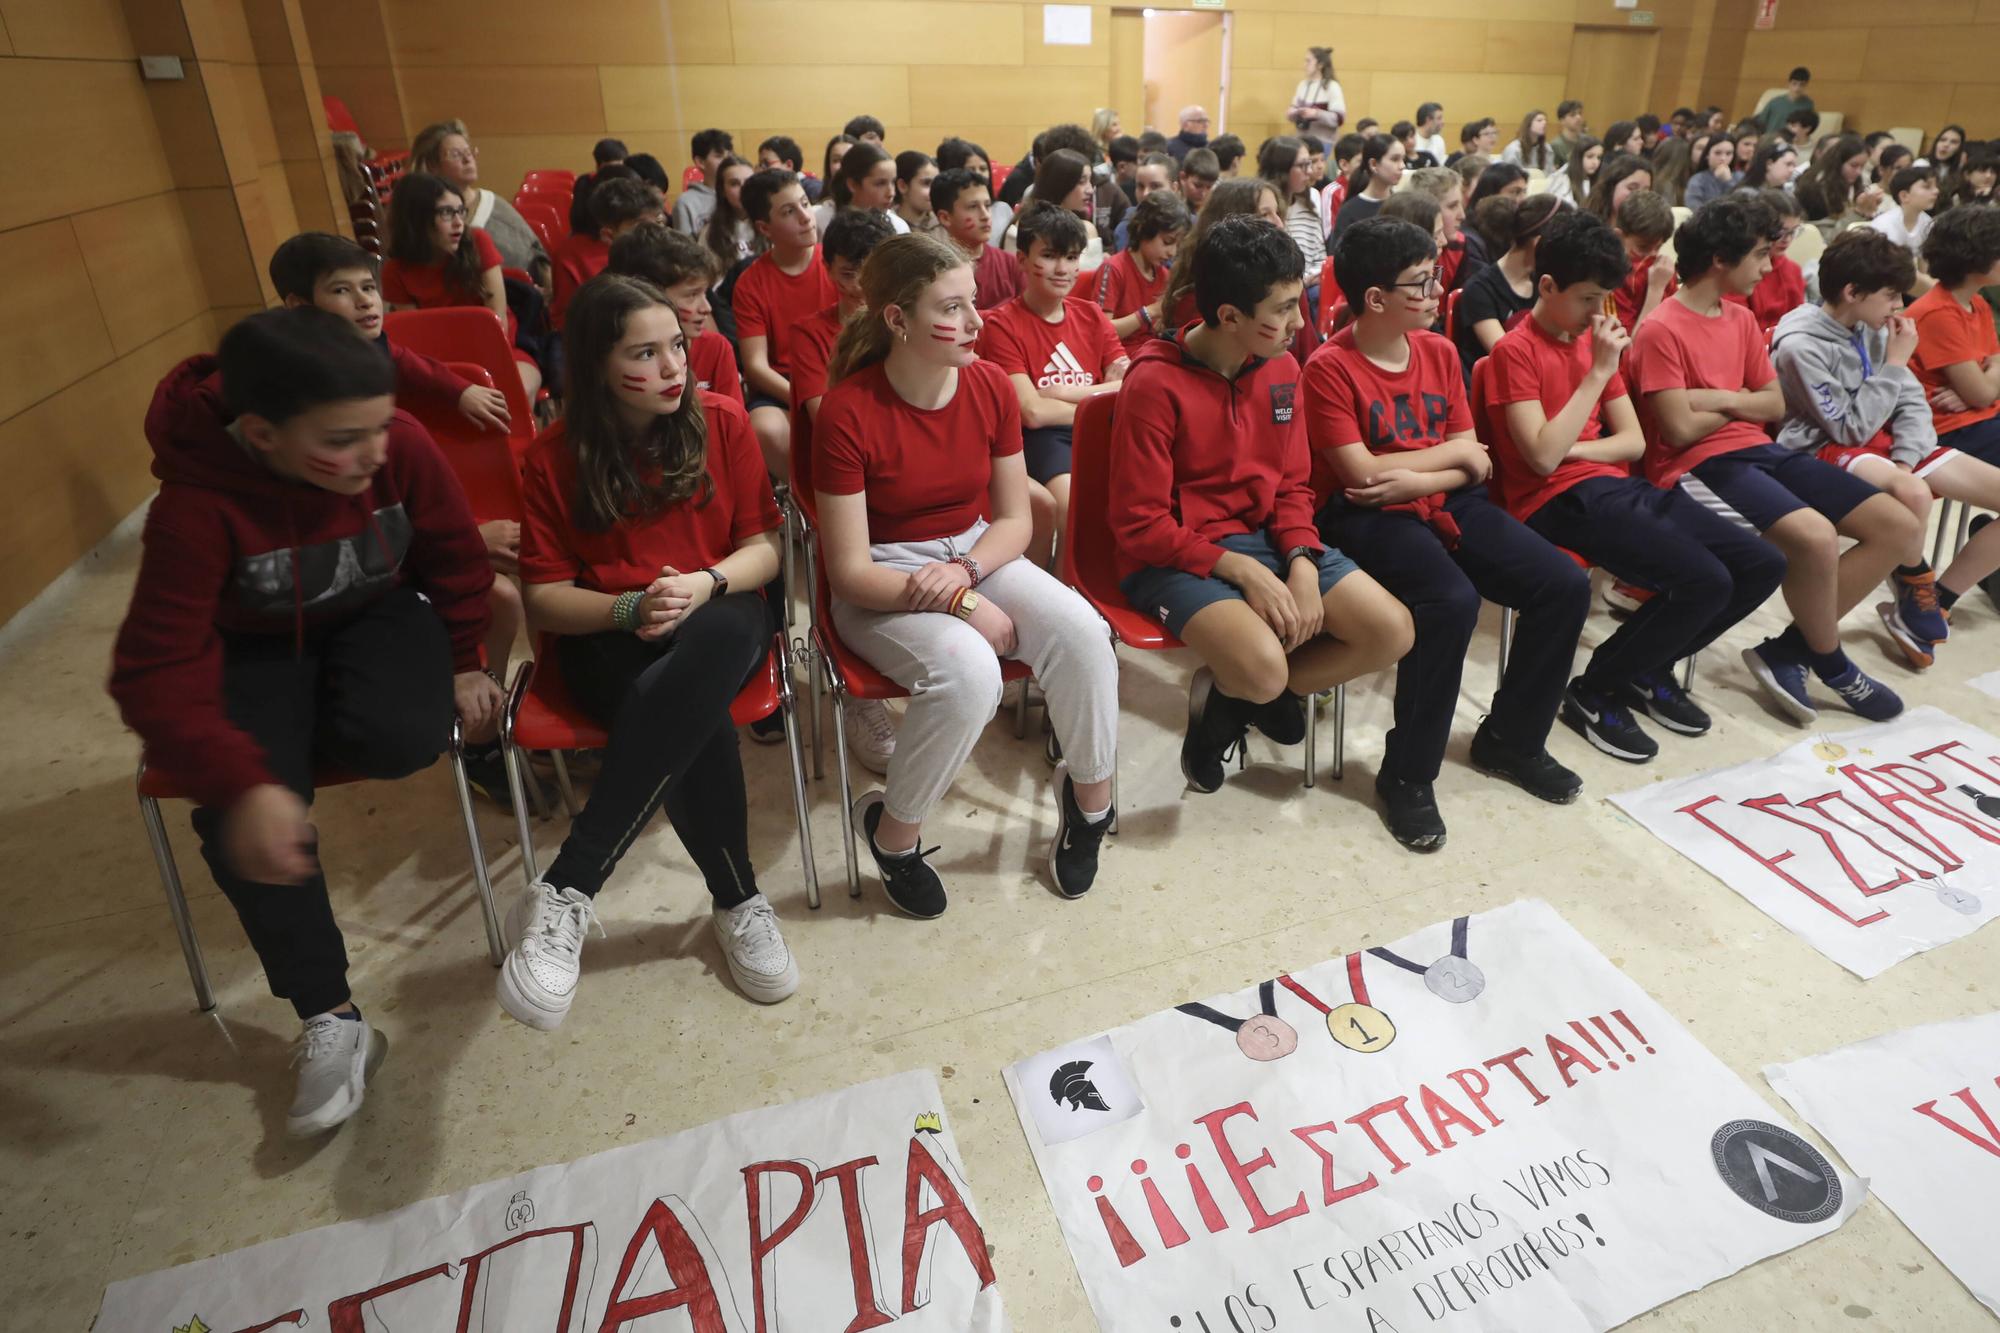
[612,589,643,632]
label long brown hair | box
[701,153,755,275]
[386,173,484,302]
[1513,109,1552,172]
[1160,177,1282,321]
[827,233,968,387]
[560,274,712,533]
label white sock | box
[1079,802,1111,825]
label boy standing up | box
[734,168,838,480]
[1110,217,1412,794]
[1627,196,1916,724]
[110,308,500,1136]
[930,167,1022,310]
[1486,211,1785,761]
[1305,217,1590,851]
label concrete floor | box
[3,512,1995,1330]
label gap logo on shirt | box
[1367,392,1453,448]
[1271,383,1295,424]
[1037,341,1097,388]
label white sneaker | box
[286,1009,379,1138]
[497,879,602,1031]
[711,893,800,1003]
[844,698,896,776]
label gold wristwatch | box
[953,591,982,620]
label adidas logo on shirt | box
[1037,341,1096,388]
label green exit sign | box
[1192,0,1224,8]
[1628,9,1655,23]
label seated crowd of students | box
[108,93,2000,1138]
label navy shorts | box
[1024,426,1074,483]
[1941,414,2000,468]
[1680,443,1882,532]
[746,391,786,414]
[1120,530,1358,639]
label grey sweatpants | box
[832,519,1119,825]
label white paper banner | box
[1612,706,2000,978]
[97,1070,1007,1332]
[1004,901,1859,1332]
[1970,669,2000,703]
[1767,1011,2000,1320]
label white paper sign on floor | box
[96,1070,1007,1333]
[1612,706,2000,978]
[1971,669,2000,703]
[1003,900,1859,1333]
[1767,1012,2000,1320]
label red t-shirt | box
[1908,282,2000,436]
[972,244,1023,311]
[1627,296,1776,486]
[382,228,521,348]
[517,392,779,593]
[733,249,838,379]
[1611,252,1677,336]
[1301,327,1475,506]
[814,359,1023,543]
[687,326,743,406]
[549,232,609,329]
[788,304,845,410]
[976,295,1126,390]
[1486,316,1632,520]
[1095,250,1169,355]
[1723,254,1805,333]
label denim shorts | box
[1120,529,1358,638]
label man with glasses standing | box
[1166,106,1212,164]
[1303,216,1590,852]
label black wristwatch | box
[702,567,728,597]
[1284,545,1319,570]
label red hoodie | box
[109,355,493,809]
[1107,326,1323,582]
[385,338,473,413]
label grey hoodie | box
[1771,304,1935,467]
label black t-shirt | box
[1455,261,1534,379]
[1330,192,1384,244]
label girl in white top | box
[1547,136,1601,208]
[999,150,1104,267]
[893,150,941,235]
[812,141,911,238]
[1287,47,1344,138]
[1259,134,1325,272]
[1500,110,1554,172]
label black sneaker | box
[459,743,515,810]
[1561,679,1660,764]
[852,792,947,919]
[1047,762,1111,898]
[748,713,787,745]
[1249,692,1307,745]
[1973,515,2000,611]
[1375,775,1447,852]
[1181,668,1248,794]
[1470,721,1584,804]
[1622,670,1712,736]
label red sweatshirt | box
[1107,328,1323,581]
[384,338,473,414]
[109,355,493,809]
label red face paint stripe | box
[305,456,344,476]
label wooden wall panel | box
[0,220,117,421]
[1269,14,1486,75]
[1485,23,1574,78]
[1022,2,1108,69]
[908,63,1106,129]
[0,59,178,232]
[602,64,913,133]
[143,72,234,190]
[1865,23,2000,85]
[731,0,1022,66]
[180,0,256,63]
[283,156,338,231]
[1737,28,1869,82]
[0,0,133,57]
[71,193,210,356]
[1777,0,1973,26]
[314,63,407,148]
[402,66,608,137]
[0,10,13,52]
[296,0,388,67]
[178,185,263,306]
[383,0,732,66]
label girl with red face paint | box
[507,275,801,1029]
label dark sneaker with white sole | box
[1742,639,1816,724]
[1818,661,1904,722]
[1623,669,1712,736]
[1376,775,1446,852]
[1470,721,1583,803]
[1047,762,1111,898]
[1972,515,2000,610]
[1561,679,1659,763]
[1877,601,1936,670]
[1249,691,1307,745]
[1181,667,1249,794]
[853,792,948,918]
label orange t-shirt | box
[1908,283,2000,436]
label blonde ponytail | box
[827,232,969,386]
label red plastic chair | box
[405,363,524,524]
[522,169,575,188]
[384,309,536,458]
[1444,287,1465,344]
[499,634,820,907]
[137,739,505,1012]
[1062,396,1338,787]
[515,200,564,253]
[515,187,570,217]
[988,162,1011,194]
[1317,256,1340,338]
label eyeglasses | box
[1388,272,1442,298]
[444,147,479,163]
[433,205,468,221]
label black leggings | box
[545,592,772,906]
[193,587,453,1019]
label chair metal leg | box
[775,643,821,910]
[1302,691,1318,789]
[449,721,505,967]
[830,688,862,898]
[808,647,826,781]
[1680,650,1697,692]
[1498,606,1517,686]
[1955,501,1974,557]
[501,730,540,891]
[803,538,824,780]
[1931,498,1957,571]
[779,497,798,632]
[1332,683,1347,781]
[519,756,552,820]
[550,751,580,817]
[1014,675,1029,739]
[139,787,215,1012]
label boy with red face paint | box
[110,307,498,1139]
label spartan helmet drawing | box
[1049,1060,1111,1112]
